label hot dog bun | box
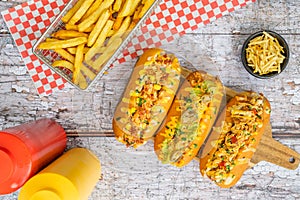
[199,91,271,188]
[113,48,181,148]
[154,71,224,167]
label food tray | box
[111,50,300,188]
[32,0,162,90]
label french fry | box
[113,0,123,12]
[85,20,114,60]
[66,47,77,54]
[81,64,97,80]
[83,25,96,33]
[61,0,85,23]
[113,16,124,30]
[128,21,137,31]
[84,45,108,66]
[133,5,143,21]
[69,0,96,25]
[77,72,88,89]
[87,9,111,47]
[38,37,87,49]
[127,4,142,30]
[107,16,131,45]
[88,38,123,71]
[118,0,141,17]
[138,0,155,18]
[67,47,90,55]
[51,30,88,39]
[94,19,113,47]
[45,38,59,42]
[81,0,104,21]
[54,49,75,63]
[107,29,115,37]
[52,60,74,72]
[65,24,95,32]
[73,44,85,85]
[78,0,114,32]
[65,24,78,31]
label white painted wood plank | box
[0,0,299,199]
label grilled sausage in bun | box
[113,48,181,148]
[154,71,224,167]
[200,91,271,187]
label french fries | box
[113,16,124,30]
[77,0,114,32]
[37,0,157,89]
[138,0,155,18]
[54,48,75,63]
[85,19,114,61]
[67,47,89,55]
[107,16,131,45]
[61,0,85,23]
[81,64,97,80]
[38,37,87,49]
[87,9,111,47]
[113,0,123,12]
[51,30,88,39]
[52,60,74,72]
[69,0,95,25]
[77,72,88,89]
[81,0,104,21]
[94,38,123,67]
[73,43,85,84]
[88,38,123,70]
[118,0,140,17]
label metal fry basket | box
[32,0,161,90]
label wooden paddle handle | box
[195,82,300,170]
[224,87,300,170]
[250,124,300,170]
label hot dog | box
[199,91,271,188]
[112,48,181,148]
[154,71,224,167]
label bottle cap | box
[0,132,31,194]
[18,173,80,200]
[30,190,61,200]
[0,148,14,183]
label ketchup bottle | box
[0,118,67,194]
[18,148,101,200]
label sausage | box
[112,48,181,148]
[199,91,271,188]
[154,71,224,167]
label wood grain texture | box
[0,0,300,199]
[252,123,300,170]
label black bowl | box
[241,30,289,79]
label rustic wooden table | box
[1,0,300,199]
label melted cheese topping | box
[204,92,271,185]
[116,51,181,147]
[159,72,221,165]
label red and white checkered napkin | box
[2,0,255,96]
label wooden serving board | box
[180,67,300,170]
[225,87,300,170]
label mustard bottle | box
[18,148,101,200]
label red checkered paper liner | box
[2,0,255,96]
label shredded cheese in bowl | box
[246,31,285,75]
[242,30,289,78]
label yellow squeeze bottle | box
[18,148,101,200]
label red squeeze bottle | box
[0,118,67,194]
